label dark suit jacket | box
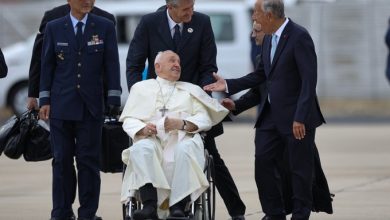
[126,9,217,90]
[126,9,222,136]
[0,48,7,78]
[39,14,121,120]
[226,20,325,133]
[232,77,333,215]
[28,4,116,98]
[233,53,267,117]
[233,49,333,214]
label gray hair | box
[166,0,179,6]
[166,0,194,7]
[154,50,175,64]
[262,0,285,19]
[154,51,164,65]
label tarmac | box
[1,122,390,220]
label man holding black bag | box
[38,0,121,219]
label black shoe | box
[232,215,245,220]
[261,215,286,220]
[133,205,158,220]
[50,213,76,220]
[77,216,103,220]
[93,216,102,220]
[169,205,185,218]
[50,215,76,220]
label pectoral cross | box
[159,106,168,116]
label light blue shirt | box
[70,13,88,34]
[166,9,183,37]
[272,17,289,45]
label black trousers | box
[203,134,246,217]
[50,113,102,219]
[254,117,315,219]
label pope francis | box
[119,50,229,220]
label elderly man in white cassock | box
[119,50,229,220]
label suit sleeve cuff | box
[39,97,50,107]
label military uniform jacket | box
[28,4,116,98]
[39,13,121,120]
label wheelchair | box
[122,149,216,220]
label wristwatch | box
[182,120,187,130]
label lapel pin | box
[187,28,193,33]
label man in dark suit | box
[125,0,246,219]
[223,22,333,218]
[0,48,7,78]
[204,0,326,219]
[27,3,115,110]
[38,0,121,219]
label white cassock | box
[119,77,228,211]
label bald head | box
[154,50,181,81]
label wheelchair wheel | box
[204,154,216,220]
[193,153,215,220]
[122,197,141,220]
[122,163,142,220]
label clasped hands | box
[139,117,185,137]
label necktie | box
[270,34,278,63]
[76,21,83,49]
[173,24,181,51]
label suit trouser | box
[254,114,314,219]
[255,105,315,219]
[50,114,102,219]
[203,134,246,216]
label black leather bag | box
[0,115,20,155]
[3,111,32,159]
[100,119,130,173]
[23,112,52,162]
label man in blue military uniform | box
[39,0,121,220]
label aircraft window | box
[116,15,143,44]
[209,13,234,42]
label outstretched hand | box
[203,72,227,92]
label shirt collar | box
[274,17,289,39]
[166,9,183,32]
[70,13,88,29]
[156,76,177,87]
